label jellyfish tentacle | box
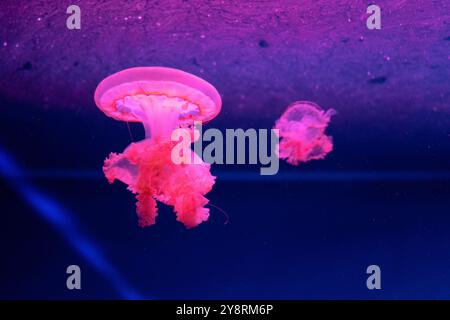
[136,192,158,227]
[173,193,210,228]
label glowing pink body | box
[94,67,221,228]
[274,101,335,165]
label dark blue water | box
[1,101,449,299]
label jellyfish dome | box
[94,67,222,228]
[274,101,335,165]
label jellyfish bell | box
[94,66,222,139]
[94,67,222,228]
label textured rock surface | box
[1,1,448,120]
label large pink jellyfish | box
[274,101,335,165]
[94,67,221,228]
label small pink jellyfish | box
[274,101,335,165]
[94,67,221,228]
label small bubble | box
[200,34,206,39]
[3,42,7,47]
[37,17,42,21]
[156,22,161,27]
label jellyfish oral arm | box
[103,140,215,228]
